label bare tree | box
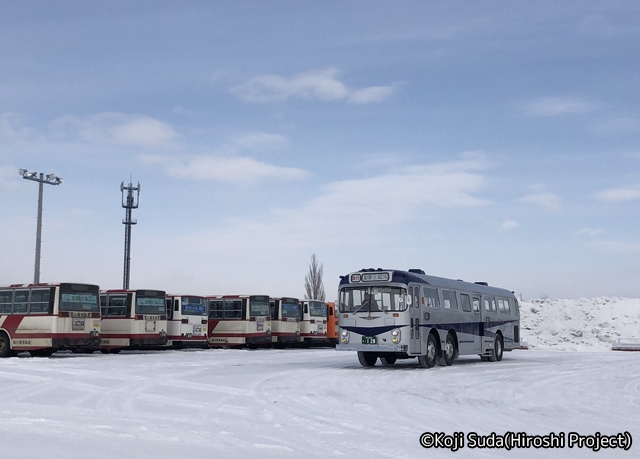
[304,253,326,301]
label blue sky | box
[2,1,640,300]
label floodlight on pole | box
[19,168,63,284]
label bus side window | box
[174,299,179,312]
[423,288,439,308]
[166,299,172,319]
[100,295,107,316]
[304,303,308,314]
[0,290,13,314]
[460,294,472,312]
[472,298,480,312]
[107,295,127,316]
[14,290,29,314]
[30,289,51,313]
[329,306,333,316]
[442,290,458,309]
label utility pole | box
[18,169,63,284]
[121,180,140,290]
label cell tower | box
[121,179,140,290]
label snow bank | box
[520,297,640,351]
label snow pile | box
[520,297,640,351]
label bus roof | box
[339,269,515,297]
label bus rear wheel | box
[0,332,13,358]
[489,335,503,362]
[418,334,438,368]
[357,351,377,367]
[442,333,456,366]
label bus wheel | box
[380,356,396,366]
[489,335,503,362]
[443,333,456,366]
[357,351,377,367]
[418,334,438,368]
[0,332,13,358]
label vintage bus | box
[207,295,272,348]
[270,297,301,346]
[337,269,520,368]
[326,301,338,346]
[299,299,328,346]
[0,282,101,357]
[165,294,209,348]
[99,289,168,353]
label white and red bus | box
[0,282,101,357]
[299,299,328,346]
[99,289,168,353]
[270,297,301,346]
[207,295,272,348]
[165,294,209,349]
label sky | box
[1,1,640,300]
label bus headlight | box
[391,328,400,344]
[340,329,349,344]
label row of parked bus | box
[0,282,339,357]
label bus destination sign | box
[350,272,391,283]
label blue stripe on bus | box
[341,319,518,339]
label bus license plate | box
[362,336,376,345]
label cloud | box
[594,185,640,203]
[593,117,640,134]
[0,165,19,189]
[0,113,40,142]
[501,220,519,231]
[233,132,289,151]
[517,192,561,212]
[230,68,396,104]
[522,96,596,117]
[141,154,310,184]
[576,228,603,237]
[198,156,491,251]
[590,241,640,254]
[51,112,179,148]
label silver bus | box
[337,269,520,368]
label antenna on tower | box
[121,179,140,290]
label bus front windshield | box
[339,286,407,313]
[181,297,207,316]
[59,284,100,312]
[136,296,166,315]
[309,301,327,317]
[249,296,270,317]
[281,300,300,318]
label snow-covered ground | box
[1,297,639,458]
[520,297,640,350]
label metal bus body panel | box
[207,295,272,347]
[165,294,208,348]
[0,283,102,354]
[299,299,327,344]
[326,301,338,345]
[270,298,301,344]
[99,290,168,350]
[337,270,520,361]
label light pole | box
[18,169,63,284]
[121,180,140,290]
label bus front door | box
[410,286,421,354]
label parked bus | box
[326,301,338,346]
[337,269,520,368]
[270,297,301,346]
[207,295,272,347]
[99,289,168,353]
[165,294,209,348]
[0,282,101,357]
[299,299,328,346]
